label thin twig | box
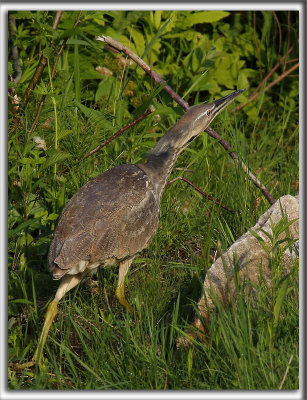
[96,35,190,111]
[264,62,299,90]
[273,11,282,56]
[286,12,291,72]
[253,12,263,81]
[59,109,152,175]
[251,44,294,96]
[167,176,236,213]
[8,15,22,83]
[174,167,194,173]
[28,11,83,137]
[96,35,276,206]
[22,11,63,107]
[83,109,152,160]
[234,61,299,113]
[22,57,48,107]
[232,44,295,114]
[278,353,293,390]
[206,126,275,204]
[8,15,22,132]
[52,10,63,30]
[284,58,298,65]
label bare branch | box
[278,354,293,390]
[234,61,299,113]
[22,11,64,107]
[95,35,276,205]
[96,35,190,111]
[52,10,63,30]
[273,11,282,56]
[8,15,22,84]
[252,44,294,96]
[83,109,152,160]
[167,176,236,213]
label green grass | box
[8,107,299,390]
[8,10,299,390]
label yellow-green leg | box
[13,300,59,370]
[11,273,83,370]
[115,259,133,313]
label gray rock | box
[179,194,299,345]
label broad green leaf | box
[184,11,230,27]
[8,219,42,238]
[42,47,53,59]
[153,10,162,30]
[8,62,13,75]
[19,61,39,84]
[128,26,145,57]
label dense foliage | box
[8,10,299,390]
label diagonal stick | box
[96,35,275,205]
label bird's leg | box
[115,258,133,313]
[11,273,83,370]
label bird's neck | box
[138,146,181,200]
[137,113,195,199]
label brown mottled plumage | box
[49,165,159,279]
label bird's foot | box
[115,284,133,313]
[9,358,38,371]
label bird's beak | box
[212,89,245,118]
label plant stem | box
[47,58,58,177]
[28,11,83,137]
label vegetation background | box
[8,10,299,390]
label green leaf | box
[187,348,193,380]
[40,150,72,171]
[8,219,42,238]
[249,229,271,256]
[74,39,81,103]
[273,276,289,327]
[142,17,173,60]
[9,299,34,305]
[13,11,34,20]
[184,11,230,27]
[76,102,115,131]
[128,26,145,57]
[19,61,39,84]
[8,62,13,75]
[153,10,162,30]
[42,47,53,59]
[66,38,90,46]
[131,83,166,119]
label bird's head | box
[149,89,245,158]
[174,88,246,150]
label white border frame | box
[1,3,304,400]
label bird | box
[14,89,244,369]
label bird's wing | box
[48,164,159,276]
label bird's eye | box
[207,109,211,115]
